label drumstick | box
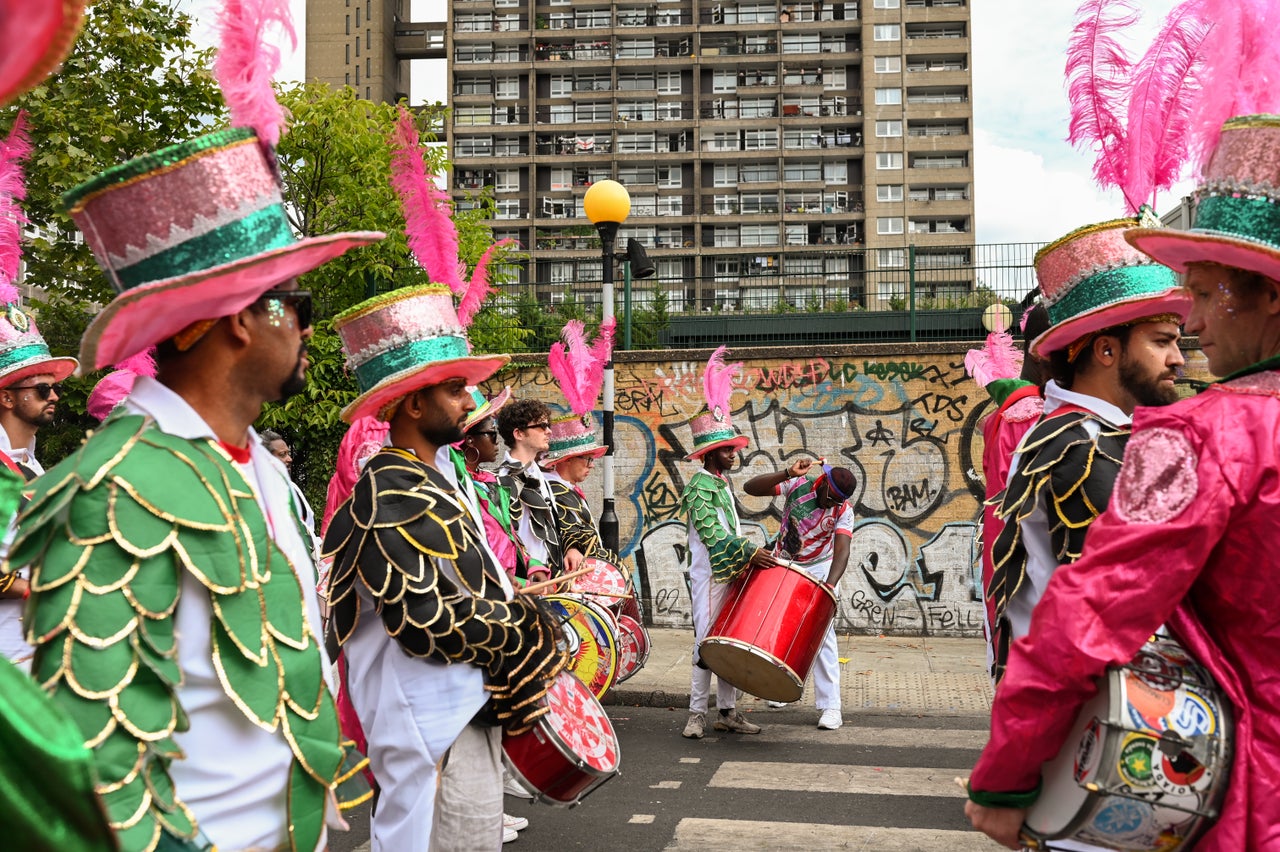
[582,590,635,601]
[518,565,596,596]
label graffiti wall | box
[497,344,1211,638]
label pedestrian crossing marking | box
[652,780,682,789]
[762,725,987,750]
[709,761,968,798]
[669,819,990,850]
[629,814,656,824]
[679,757,701,764]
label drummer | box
[680,347,781,740]
[744,459,855,731]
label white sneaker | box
[817,708,843,730]
[503,813,529,832]
[504,778,534,799]
[503,826,519,843]
[765,700,791,709]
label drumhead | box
[541,671,621,774]
[615,614,650,683]
[544,594,620,698]
[698,639,803,703]
[572,557,629,608]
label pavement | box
[605,629,995,718]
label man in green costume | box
[6,126,383,852]
[679,346,779,740]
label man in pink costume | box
[966,115,1280,851]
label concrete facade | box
[491,342,1212,639]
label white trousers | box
[688,565,736,714]
[799,559,841,712]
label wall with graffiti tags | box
[494,344,1211,639]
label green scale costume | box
[987,407,1129,683]
[7,415,345,852]
[678,469,756,584]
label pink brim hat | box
[79,232,383,371]
[0,0,86,106]
[1125,229,1280,283]
[0,356,78,388]
[684,434,749,461]
[464,385,511,432]
[341,355,509,423]
[545,445,608,466]
[1032,291,1192,358]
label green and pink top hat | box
[686,346,749,460]
[0,0,85,106]
[541,318,615,465]
[1031,214,1190,358]
[1127,115,1280,283]
[0,295,78,388]
[463,385,511,432]
[65,128,385,370]
[334,284,509,423]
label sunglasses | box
[258,289,313,330]
[472,429,499,441]
[8,382,61,401]
[522,422,552,431]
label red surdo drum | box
[502,670,621,807]
[570,556,629,610]
[698,562,837,703]
[615,614,650,683]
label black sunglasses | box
[8,382,61,401]
[258,289,313,330]
[472,429,499,441]
[523,422,552,431]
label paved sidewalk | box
[606,629,994,718]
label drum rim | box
[544,593,622,697]
[614,614,651,683]
[501,753,613,809]
[698,636,804,702]
[538,672,622,775]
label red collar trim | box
[219,440,252,464]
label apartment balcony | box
[904,68,970,88]
[394,22,445,60]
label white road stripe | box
[761,725,987,750]
[668,818,992,851]
[709,761,968,798]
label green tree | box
[630,283,670,349]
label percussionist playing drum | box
[744,459,855,731]
[680,347,781,740]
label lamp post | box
[583,180,631,554]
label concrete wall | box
[497,343,1211,638]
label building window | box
[345,44,350,64]
[878,249,907,268]
[876,152,903,169]
[355,38,360,57]
[877,217,904,235]
[873,24,901,41]
[876,120,903,137]
[877,184,904,202]
[366,29,371,49]
[874,0,901,7]
[874,56,901,73]
[875,87,902,105]
[345,15,350,35]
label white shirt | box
[123,376,330,852]
[0,426,39,664]
[1004,380,1131,642]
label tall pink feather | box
[702,345,741,417]
[1065,0,1140,191]
[389,107,466,294]
[1122,0,1211,211]
[547,320,613,415]
[115,346,158,379]
[0,111,31,293]
[215,0,296,148]
[457,238,516,328]
[965,332,1024,389]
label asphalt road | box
[332,704,1000,851]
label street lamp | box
[583,180,631,555]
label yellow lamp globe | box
[583,179,631,224]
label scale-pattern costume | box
[323,449,566,734]
[497,460,563,577]
[8,415,343,852]
[679,470,755,584]
[548,480,621,567]
[987,408,1128,683]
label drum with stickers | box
[570,556,630,611]
[543,593,619,699]
[502,670,621,806]
[1022,636,1233,851]
[614,614,650,683]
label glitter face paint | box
[1183,264,1270,377]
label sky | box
[178,0,1192,246]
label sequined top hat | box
[0,297,77,387]
[1031,215,1190,358]
[0,0,86,106]
[335,284,510,423]
[463,385,511,432]
[64,128,385,370]
[543,412,607,465]
[1127,115,1280,283]
[686,346,750,461]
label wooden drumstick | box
[518,565,596,596]
[583,590,635,601]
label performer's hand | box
[787,458,814,478]
[963,800,1026,850]
[564,548,585,574]
[749,549,784,570]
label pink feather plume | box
[1122,0,1211,212]
[86,346,160,423]
[1065,0,1140,191]
[965,332,1024,389]
[389,107,466,295]
[457,238,516,328]
[0,111,32,293]
[215,0,296,148]
[547,319,614,415]
[702,345,741,418]
[115,346,158,379]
